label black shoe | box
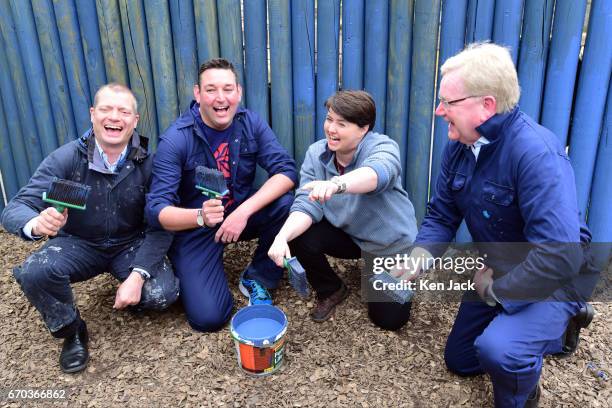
[59,321,89,373]
[525,383,541,408]
[556,303,595,358]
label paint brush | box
[369,271,414,304]
[42,178,91,212]
[284,256,310,298]
[195,165,229,199]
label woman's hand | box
[268,236,291,267]
[302,180,340,204]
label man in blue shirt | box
[395,43,598,407]
[146,58,297,332]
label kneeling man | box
[1,84,179,373]
[397,43,598,407]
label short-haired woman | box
[268,90,418,330]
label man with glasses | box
[394,43,598,407]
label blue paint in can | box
[230,305,288,376]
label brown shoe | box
[311,284,349,322]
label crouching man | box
[146,58,296,332]
[395,43,598,407]
[0,83,179,373]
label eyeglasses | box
[438,95,481,109]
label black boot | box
[524,383,541,408]
[555,303,595,358]
[59,320,89,373]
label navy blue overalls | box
[146,103,297,332]
[416,108,599,407]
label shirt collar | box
[470,136,490,160]
[94,138,129,173]
[191,102,206,130]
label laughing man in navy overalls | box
[396,43,599,407]
[146,58,297,332]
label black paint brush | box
[195,166,229,199]
[42,178,91,212]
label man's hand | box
[302,180,339,204]
[389,262,421,283]
[268,236,291,267]
[215,206,249,243]
[32,207,68,237]
[113,272,145,309]
[389,247,433,282]
[202,199,224,227]
[474,266,495,305]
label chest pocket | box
[481,180,521,240]
[185,149,209,171]
[237,138,258,183]
[450,172,466,191]
[181,156,209,194]
[184,158,197,171]
[482,181,514,206]
[240,138,258,156]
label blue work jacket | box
[146,102,297,230]
[416,107,598,309]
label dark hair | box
[324,90,376,132]
[197,58,239,86]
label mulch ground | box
[0,229,609,407]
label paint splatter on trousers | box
[13,236,179,337]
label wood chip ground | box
[0,230,609,407]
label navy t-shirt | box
[191,103,234,206]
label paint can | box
[230,305,287,376]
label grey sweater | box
[291,132,418,256]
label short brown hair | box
[324,90,376,131]
[197,58,239,87]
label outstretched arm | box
[302,166,378,204]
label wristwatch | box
[330,176,346,194]
[132,267,151,281]
[196,208,205,227]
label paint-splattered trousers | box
[12,236,179,338]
